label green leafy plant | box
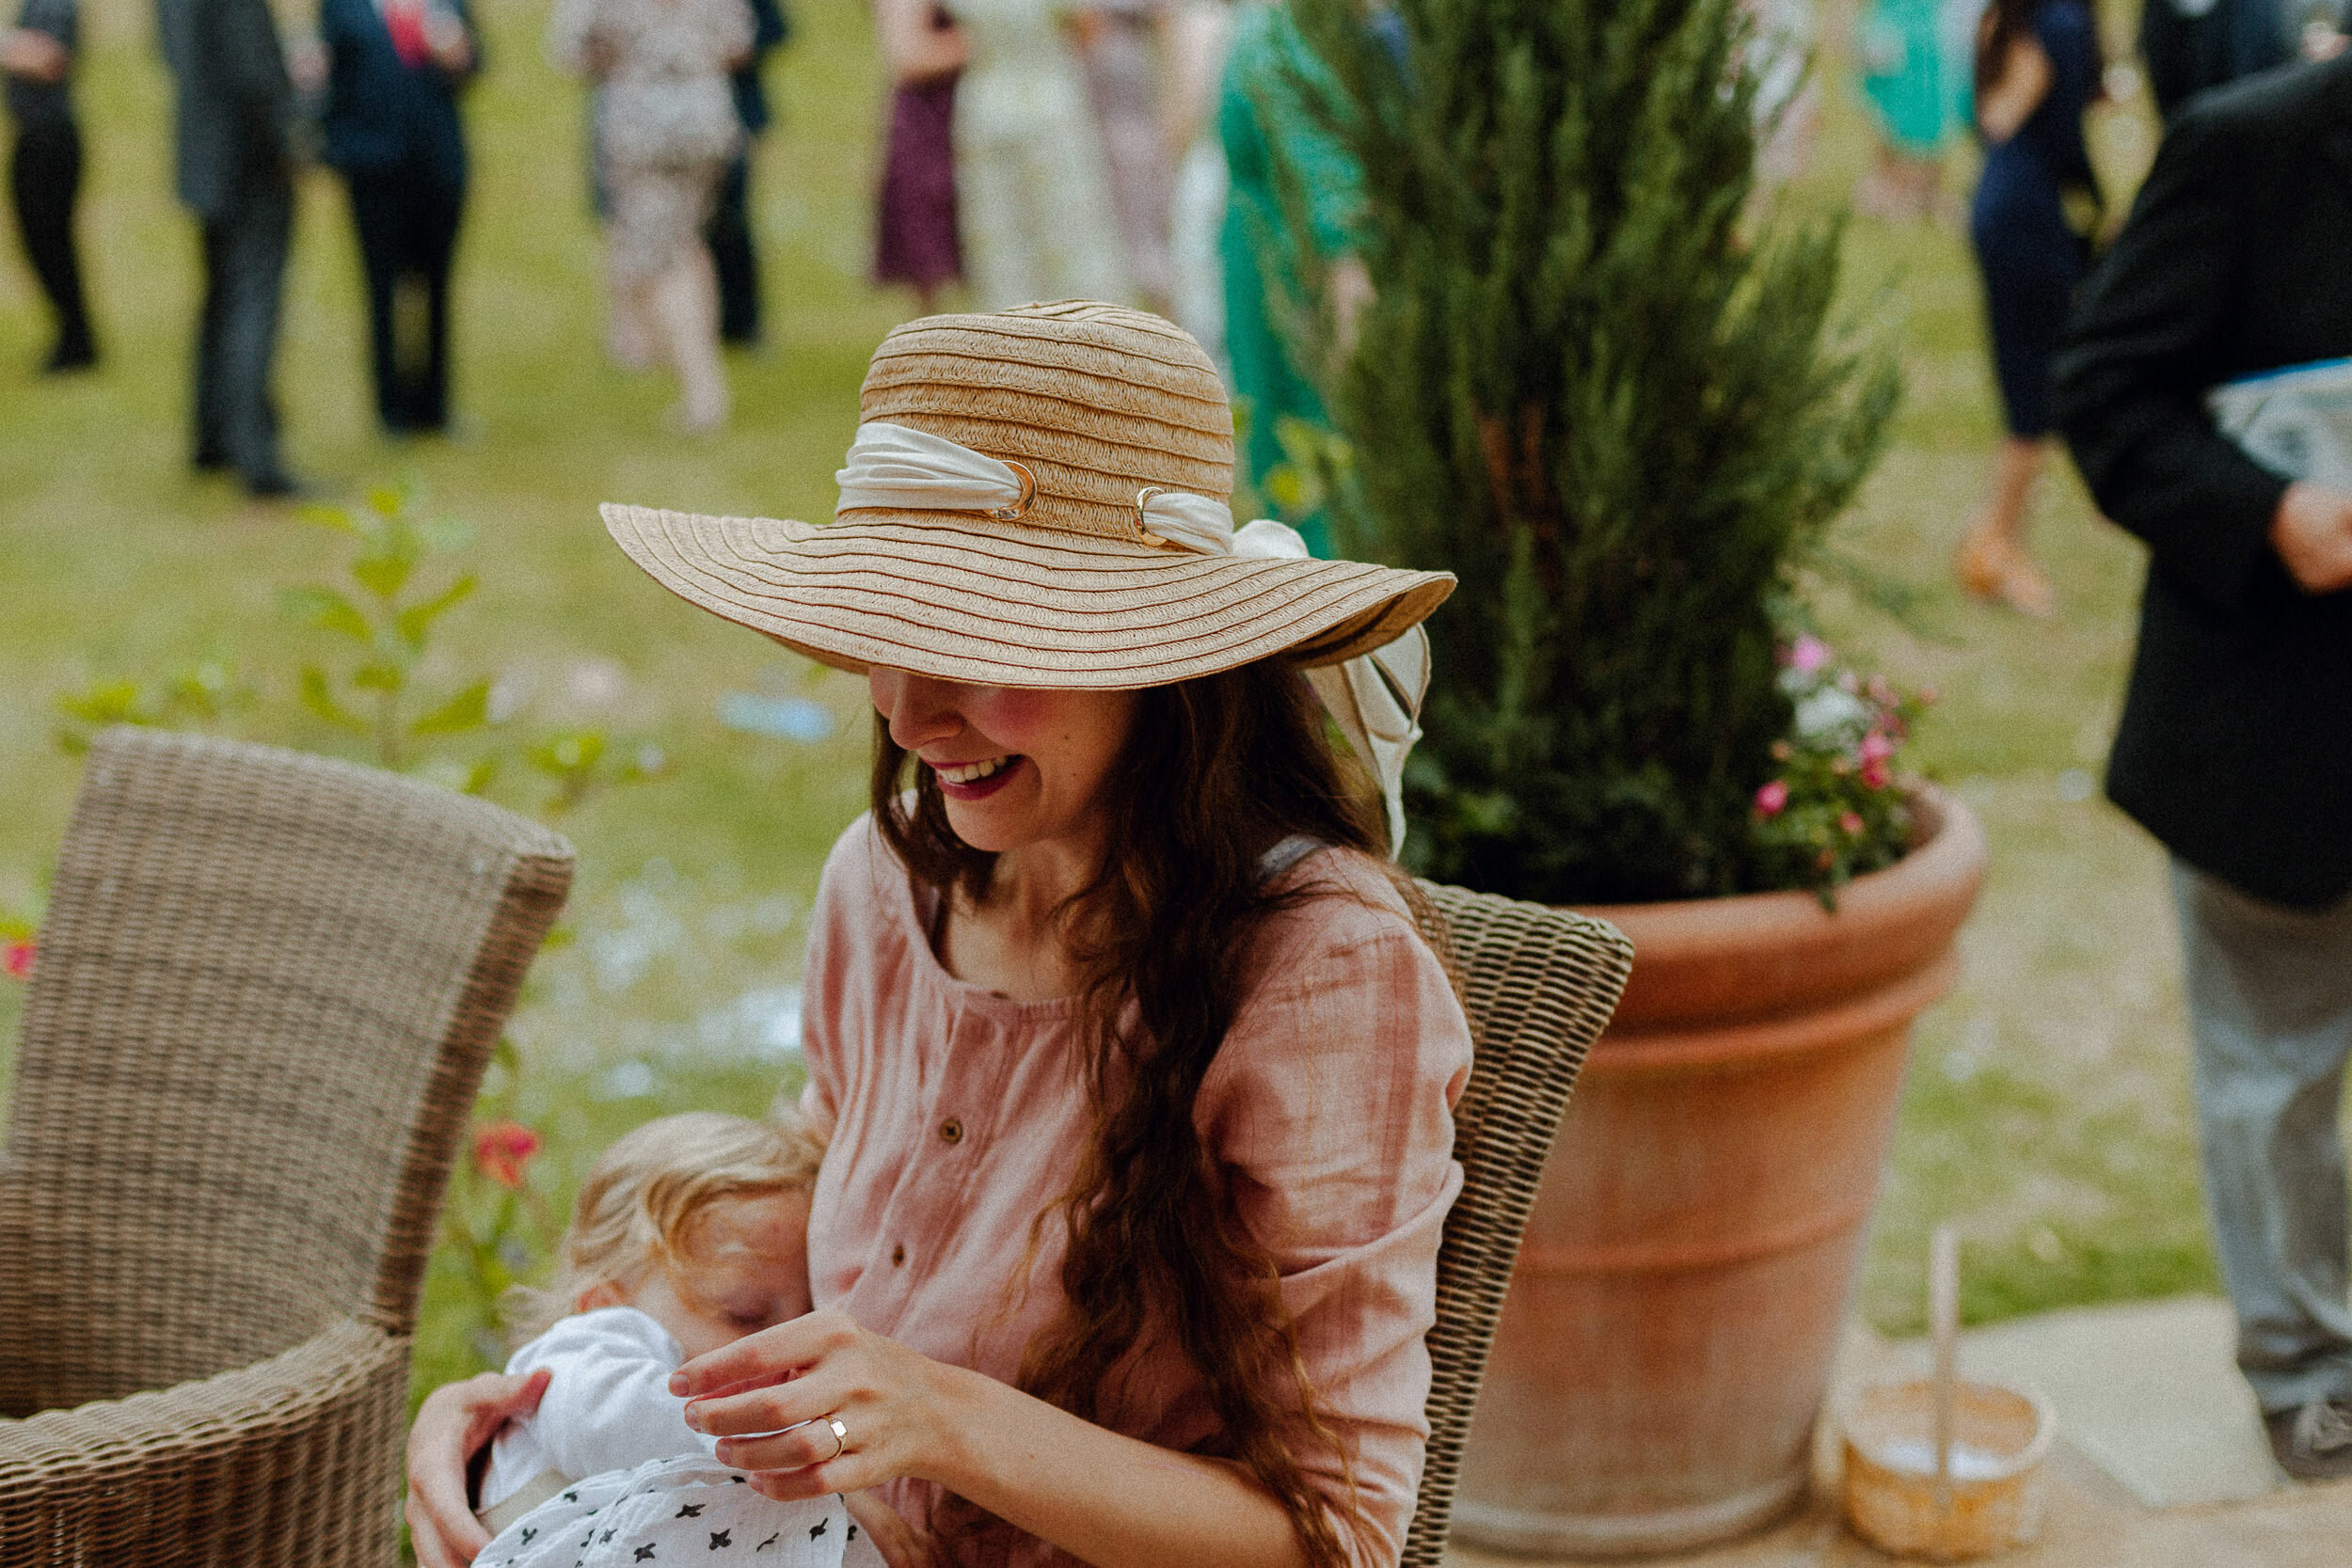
[280,483,494,779]
[1288,0,1902,902]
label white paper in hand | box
[2207,356,2352,492]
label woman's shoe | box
[1955,525,2058,618]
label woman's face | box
[868,668,1141,856]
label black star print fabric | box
[482,1456,850,1568]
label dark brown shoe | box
[2266,1400,2352,1481]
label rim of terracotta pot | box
[1573,784,1988,1036]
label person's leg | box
[707,152,760,346]
[9,119,95,368]
[215,171,296,490]
[417,173,464,432]
[2171,863,2352,1432]
[193,214,233,469]
[652,245,729,430]
[1959,249,2070,614]
[345,168,406,430]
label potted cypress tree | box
[1279,0,1989,1553]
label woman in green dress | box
[1216,0,1368,558]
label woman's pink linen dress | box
[797,816,1472,1568]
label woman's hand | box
[675,1311,1313,1567]
[672,1309,965,1501]
[404,1368,551,1568]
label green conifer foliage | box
[1286,0,1899,902]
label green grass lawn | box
[0,0,2220,1383]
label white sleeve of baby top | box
[507,1307,722,1484]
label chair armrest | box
[0,1316,411,1566]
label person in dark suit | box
[5,0,95,372]
[2054,54,2352,1481]
[707,0,785,347]
[157,0,301,496]
[314,0,478,435]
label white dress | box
[948,0,1132,309]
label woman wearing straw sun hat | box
[405,301,1467,1568]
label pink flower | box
[1755,780,1789,816]
[1861,758,1892,789]
[1839,811,1867,835]
[1867,674,1897,706]
[1,939,31,981]
[1787,634,1832,674]
[473,1120,541,1189]
[1859,731,1896,765]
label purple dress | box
[874,71,962,291]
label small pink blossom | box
[1755,780,1789,816]
[1858,731,1896,765]
[1,939,32,981]
[1839,811,1867,835]
[1867,674,1898,706]
[1787,634,1832,674]
[1861,758,1892,789]
[473,1120,541,1189]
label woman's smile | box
[933,753,1026,800]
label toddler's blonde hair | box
[505,1109,825,1345]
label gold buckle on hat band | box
[980,461,1037,523]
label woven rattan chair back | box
[1399,882,1631,1567]
[0,728,572,1418]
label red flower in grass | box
[474,1120,541,1189]
[1,939,32,981]
[1755,780,1789,817]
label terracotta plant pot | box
[1453,786,1989,1558]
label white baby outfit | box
[478,1307,875,1568]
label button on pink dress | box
[798,816,1472,1568]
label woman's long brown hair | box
[871,658,1404,1567]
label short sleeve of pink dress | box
[797,815,1472,1568]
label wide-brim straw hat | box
[601,301,1454,689]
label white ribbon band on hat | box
[834,421,1428,856]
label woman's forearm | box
[917,1361,1314,1568]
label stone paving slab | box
[1442,1297,2352,1567]
[1866,1295,2278,1508]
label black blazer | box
[317,0,476,190]
[155,0,294,218]
[2052,55,2352,910]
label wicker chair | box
[1400,882,1633,1567]
[0,728,573,1567]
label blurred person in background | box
[1952,0,2100,615]
[709,0,786,348]
[1217,0,1366,554]
[949,0,1128,309]
[5,0,93,373]
[1161,0,1231,365]
[1076,0,1172,313]
[1854,0,1967,217]
[870,0,963,314]
[310,0,479,437]
[549,0,753,432]
[2054,50,2352,1481]
[158,0,303,497]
